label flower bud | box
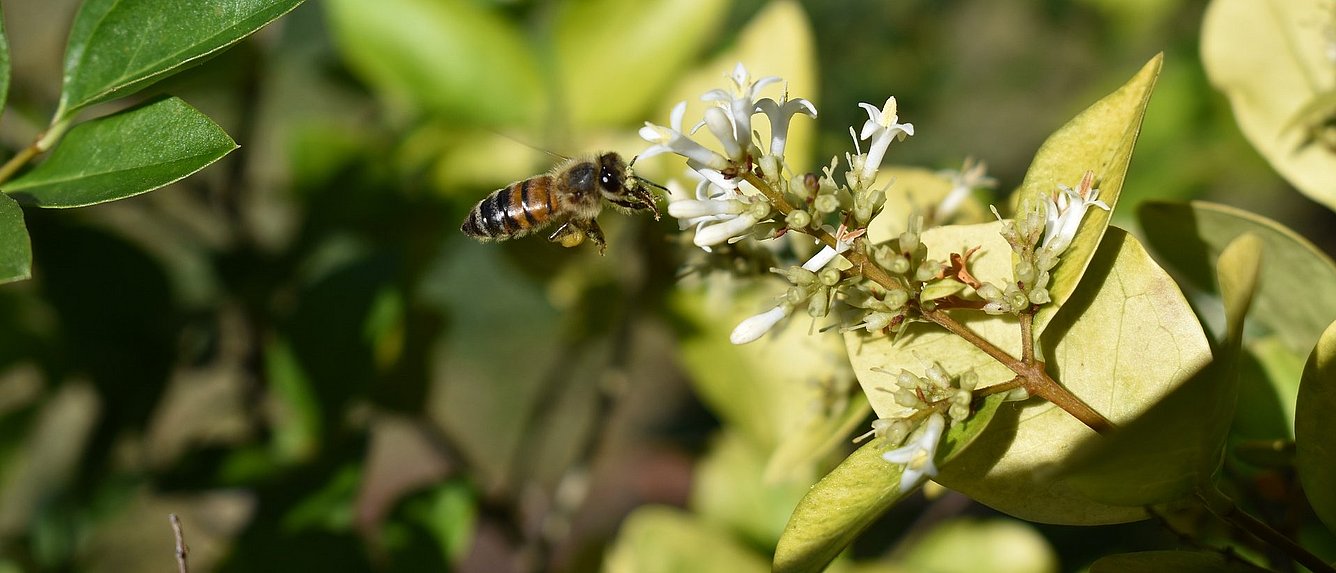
[977,283,1002,301]
[814,194,840,214]
[864,311,894,332]
[884,288,910,310]
[889,256,911,275]
[759,154,781,182]
[808,286,830,317]
[1015,260,1037,284]
[949,403,970,422]
[897,369,920,389]
[786,286,808,305]
[926,363,950,387]
[958,370,978,392]
[894,389,920,408]
[785,209,812,229]
[1028,288,1051,305]
[819,268,841,287]
[914,260,940,283]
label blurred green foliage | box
[0,0,1333,572]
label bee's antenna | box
[627,154,671,192]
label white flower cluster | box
[644,63,919,345]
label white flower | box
[881,412,946,493]
[666,171,765,251]
[730,304,791,345]
[936,157,996,222]
[702,63,781,160]
[640,101,731,171]
[755,91,817,157]
[858,96,915,182]
[801,224,864,272]
[1038,171,1108,260]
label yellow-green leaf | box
[644,0,818,179]
[671,277,853,459]
[866,166,990,244]
[1060,234,1261,506]
[1139,200,1336,356]
[551,0,729,127]
[324,0,543,124]
[605,507,768,573]
[690,431,810,549]
[1296,318,1336,533]
[1202,0,1336,211]
[899,518,1059,573]
[1021,54,1162,335]
[848,226,1209,524]
[772,394,1003,573]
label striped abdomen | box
[460,175,557,241]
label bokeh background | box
[1,0,1333,571]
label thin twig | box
[169,513,189,573]
[1197,486,1336,573]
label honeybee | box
[460,152,664,254]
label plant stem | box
[1197,485,1336,573]
[923,307,1113,433]
[0,117,72,188]
[741,171,907,294]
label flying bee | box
[460,152,666,254]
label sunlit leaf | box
[672,277,854,459]
[645,0,818,179]
[1202,0,1336,211]
[0,193,29,284]
[691,431,810,549]
[605,507,768,573]
[1296,318,1336,533]
[57,0,303,120]
[1139,200,1336,356]
[4,97,237,208]
[1021,54,1162,335]
[1091,551,1271,573]
[552,0,729,126]
[900,518,1059,573]
[1060,234,1261,506]
[849,225,1210,523]
[772,394,1002,573]
[325,0,543,124]
[866,166,990,244]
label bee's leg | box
[578,219,607,255]
[631,185,661,220]
[548,222,586,248]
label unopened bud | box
[819,268,841,287]
[786,209,812,229]
[814,194,840,214]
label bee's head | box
[596,152,627,193]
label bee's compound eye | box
[601,166,619,188]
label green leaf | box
[605,507,768,573]
[690,432,811,549]
[671,278,854,458]
[1202,0,1336,211]
[645,0,819,177]
[1022,54,1162,334]
[1059,234,1261,506]
[4,97,237,208]
[324,0,543,124]
[867,166,990,244]
[1139,200,1336,356]
[899,518,1058,573]
[551,0,729,126]
[0,193,30,284]
[0,8,9,116]
[848,226,1210,524]
[57,0,303,120]
[1091,551,1271,573]
[772,394,1003,573]
[1296,318,1336,533]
